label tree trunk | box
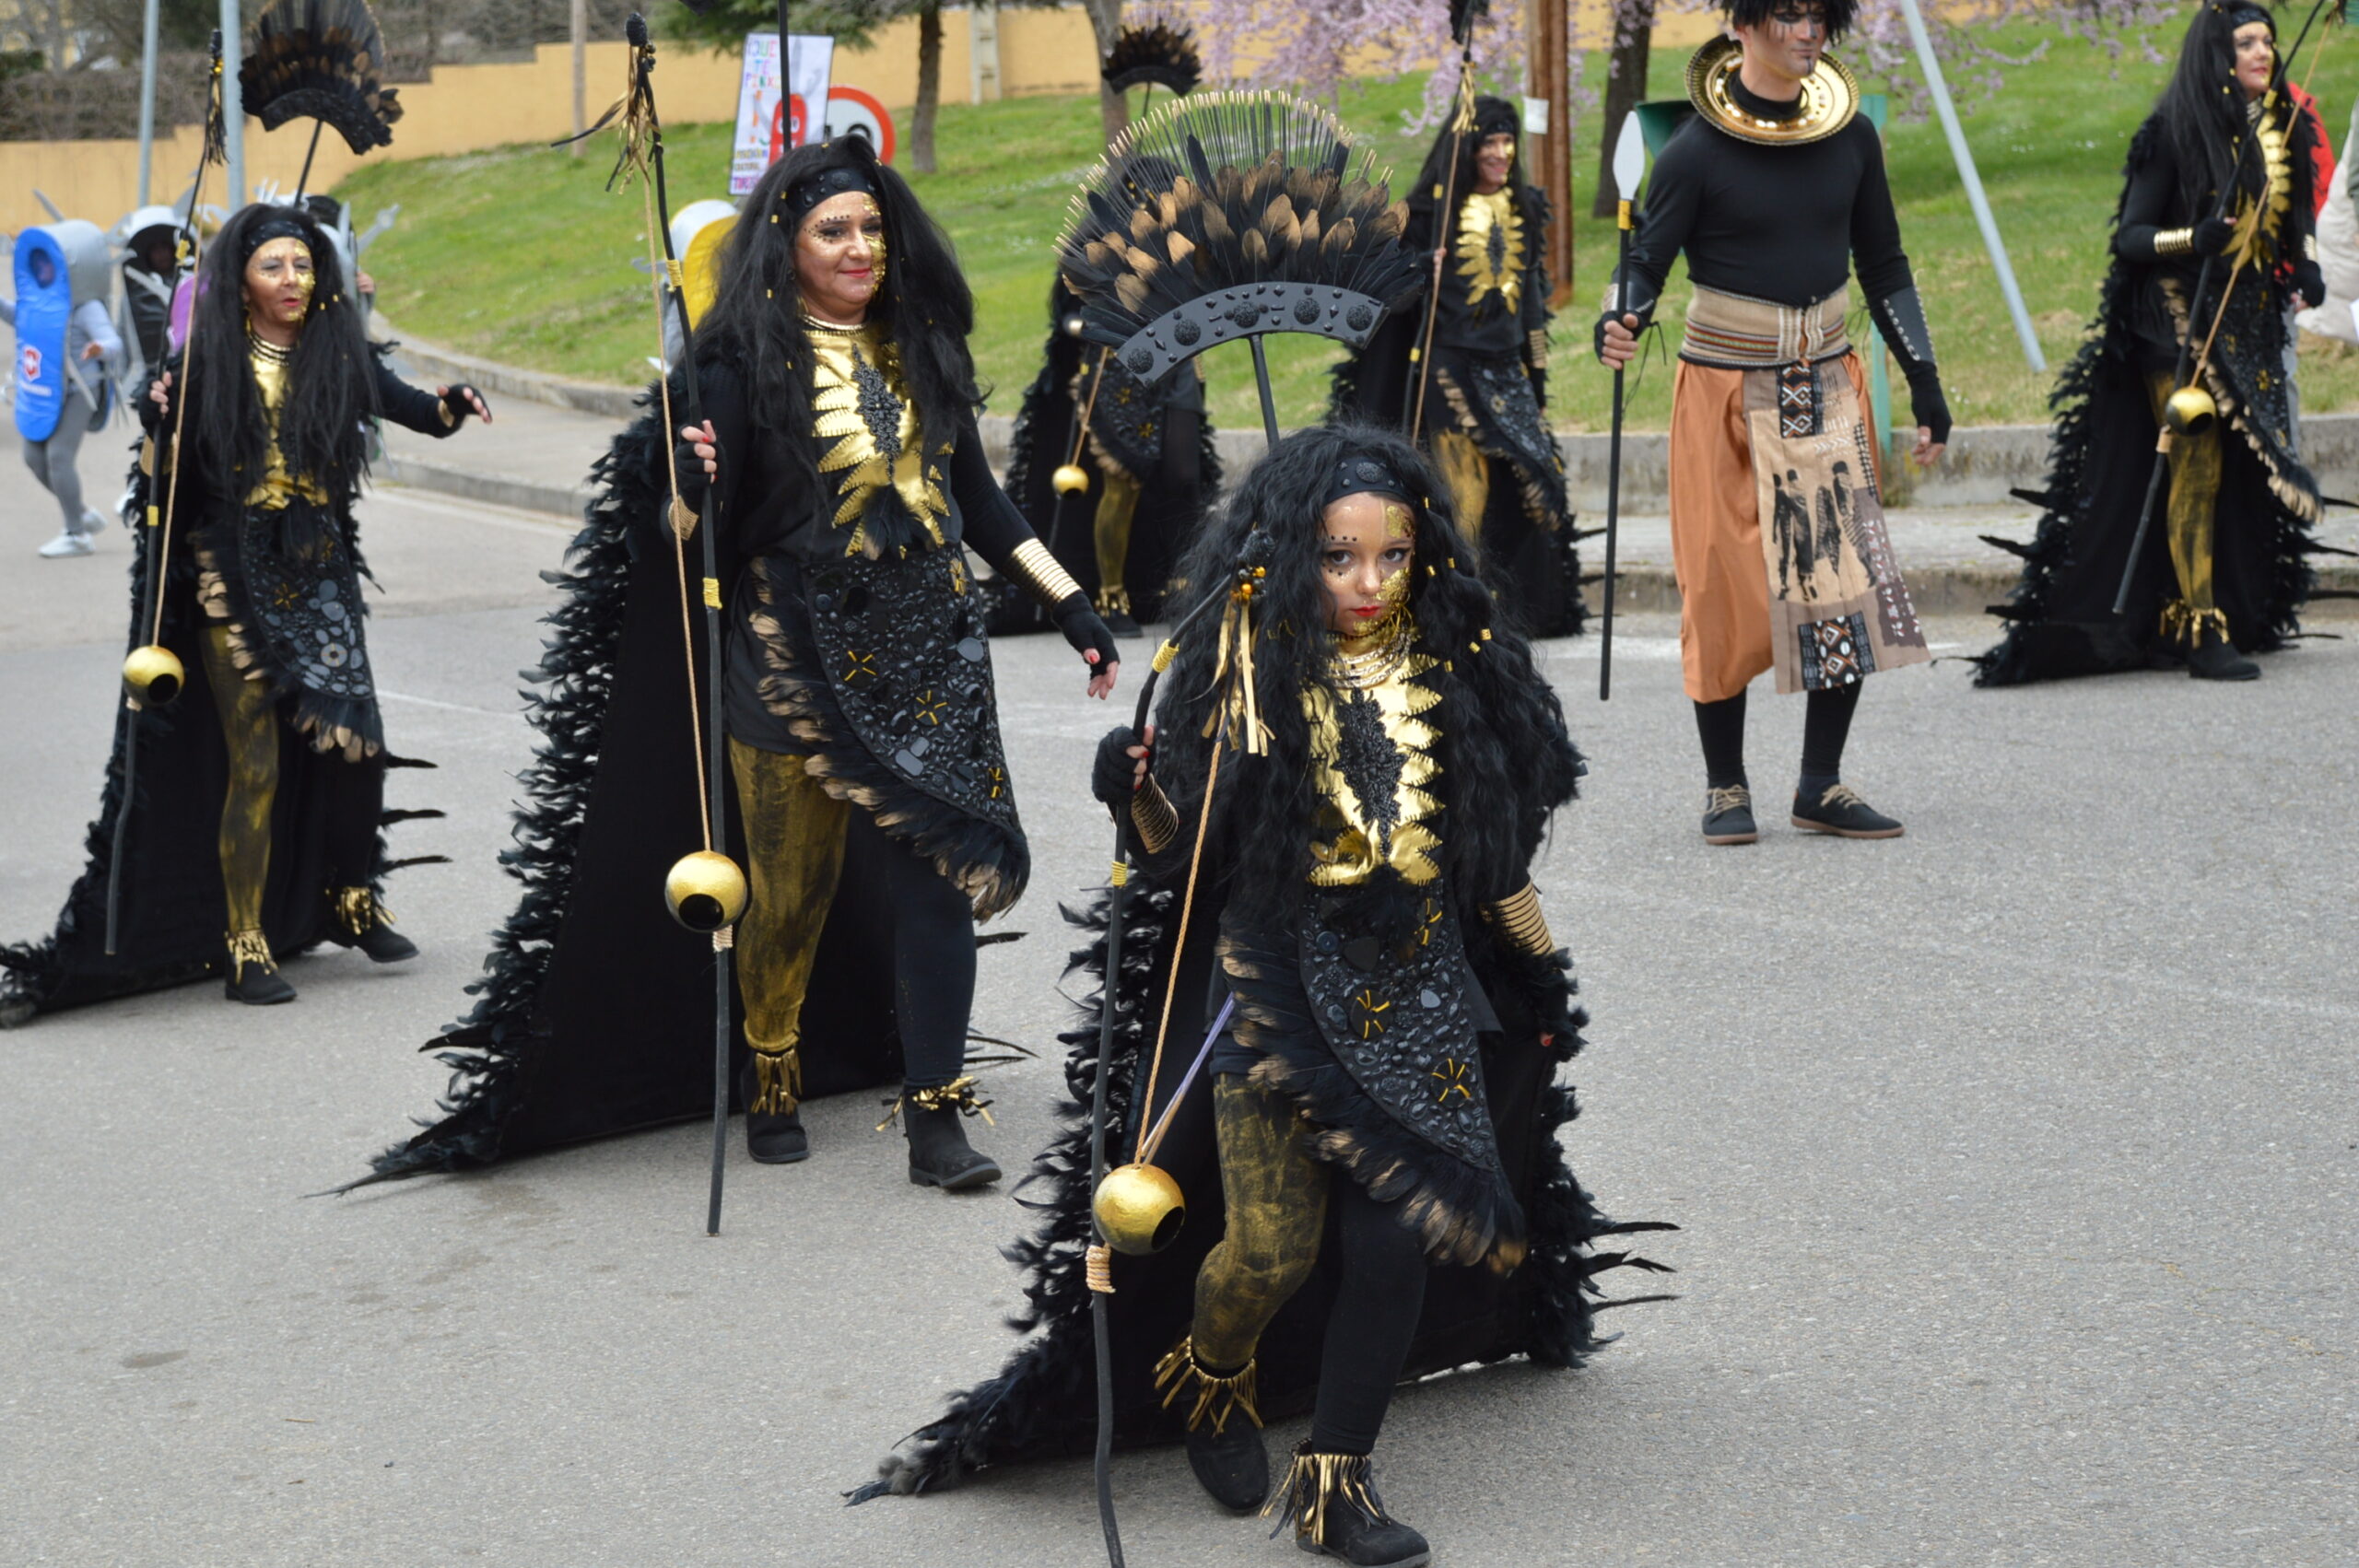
[1084,0,1127,147]
[1591,0,1655,219]
[912,0,942,174]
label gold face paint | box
[243,238,315,329]
[1381,501,1416,543]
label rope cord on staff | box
[1130,712,1226,1166]
[1068,345,1112,471]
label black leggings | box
[861,811,976,1088]
[1692,683,1862,790]
[1309,1177,1432,1456]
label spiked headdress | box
[1056,91,1418,386]
[1103,18,1203,97]
[239,0,404,155]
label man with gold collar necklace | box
[1598,0,1949,848]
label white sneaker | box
[38,529,96,557]
[80,509,108,534]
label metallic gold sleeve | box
[1007,537,1086,609]
[1481,881,1555,956]
[1526,329,1549,369]
[1131,776,1179,854]
[2152,228,2196,259]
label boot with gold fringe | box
[740,1047,809,1164]
[1154,1334,1269,1512]
[882,1077,1003,1191]
[223,928,295,1006]
[330,886,419,964]
[1264,1445,1430,1568]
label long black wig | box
[179,202,377,506]
[2155,0,2283,219]
[692,134,981,500]
[1151,422,1580,938]
[1403,95,1538,236]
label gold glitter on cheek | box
[1378,562,1411,608]
[1382,502,1415,543]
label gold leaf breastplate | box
[1304,629,1443,888]
[1454,189,1524,315]
[245,337,327,507]
[806,317,950,556]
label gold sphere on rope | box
[122,644,184,706]
[664,849,748,932]
[1051,463,1091,497]
[2164,383,2217,437]
[1093,1161,1186,1256]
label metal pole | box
[1893,0,2043,372]
[570,0,587,158]
[220,0,245,208]
[136,0,160,205]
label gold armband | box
[2152,228,2196,259]
[2306,233,2319,261]
[1131,776,1179,854]
[1007,538,1086,609]
[1481,881,1555,956]
[1526,329,1550,369]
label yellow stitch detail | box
[701,578,722,609]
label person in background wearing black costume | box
[1598,0,1949,848]
[1333,97,1583,639]
[996,277,1218,637]
[1978,2,2328,686]
[0,202,488,1022]
[860,428,1670,1568]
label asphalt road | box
[2,448,2353,1567]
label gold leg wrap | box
[1191,1075,1329,1371]
[200,625,278,942]
[331,885,390,937]
[1430,427,1491,553]
[2146,373,2223,618]
[1154,1334,1262,1434]
[2159,599,2234,648]
[1263,1448,1399,1541]
[226,926,276,982]
[1093,467,1142,613]
[728,736,851,1113]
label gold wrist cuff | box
[1482,881,1555,956]
[2153,228,2196,258]
[1131,776,1179,854]
[1008,538,1085,609]
[1526,328,1550,369]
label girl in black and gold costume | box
[355,136,1120,1193]
[861,427,1668,1567]
[1979,1,2330,685]
[1332,99,1583,639]
[1,202,487,1022]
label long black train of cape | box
[0,451,437,1025]
[853,845,1672,1496]
[1976,118,2351,685]
[994,306,1223,628]
[350,402,920,1184]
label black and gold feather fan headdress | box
[1102,18,1203,97]
[239,0,404,155]
[1057,90,1418,389]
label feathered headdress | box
[1103,18,1203,97]
[1056,90,1418,386]
[1450,0,1489,47]
[239,0,404,155]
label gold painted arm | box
[1480,881,1555,956]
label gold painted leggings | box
[200,626,277,943]
[1093,468,1140,614]
[1190,1073,1429,1456]
[1431,427,1490,552]
[2146,372,2224,633]
[727,736,977,1113]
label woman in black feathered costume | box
[354,136,1120,1192]
[858,426,1670,1567]
[1331,97,1584,641]
[0,201,485,1022]
[1978,2,2337,686]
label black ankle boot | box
[2186,627,2260,682]
[1155,1337,1268,1512]
[740,1054,809,1164]
[893,1080,1001,1190]
[1267,1447,1430,1567]
[332,887,418,963]
[223,930,295,1005]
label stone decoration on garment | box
[807,318,950,556]
[1455,189,1525,314]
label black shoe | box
[224,935,296,1005]
[2186,631,2260,682]
[1791,781,1905,839]
[1271,1450,1430,1568]
[1185,1417,1270,1513]
[1702,785,1758,846]
[738,1058,809,1164]
[353,924,419,963]
[902,1097,1001,1190]
[333,888,419,963]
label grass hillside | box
[334,22,2359,432]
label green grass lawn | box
[334,20,2359,433]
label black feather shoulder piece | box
[1102,18,1203,97]
[1056,90,1418,386]
[240,0,404,155]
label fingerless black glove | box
[440,383,485,429]
[1091,725,1146,811]
[673,426,715,511]
[2193,215,2236,256]
[1905,369,1953,447]
[1050,591,1121,676]
[1496,944,1585,1059]
[2294,258,2327,308]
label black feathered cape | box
[0,453,433,1026]
[1977,116,2344,685]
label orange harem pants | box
[1667,352,1881,703]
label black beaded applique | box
[233,503,373,709]
[1331,688,1403,857]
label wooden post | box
[1528,0,1573,309]
[569,0,586,158]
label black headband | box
[783,165,879,224]
[1322,455,1414,512]
[2217,1,2273,31]
[1474,105,1521,140]
[241,213,310,263]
